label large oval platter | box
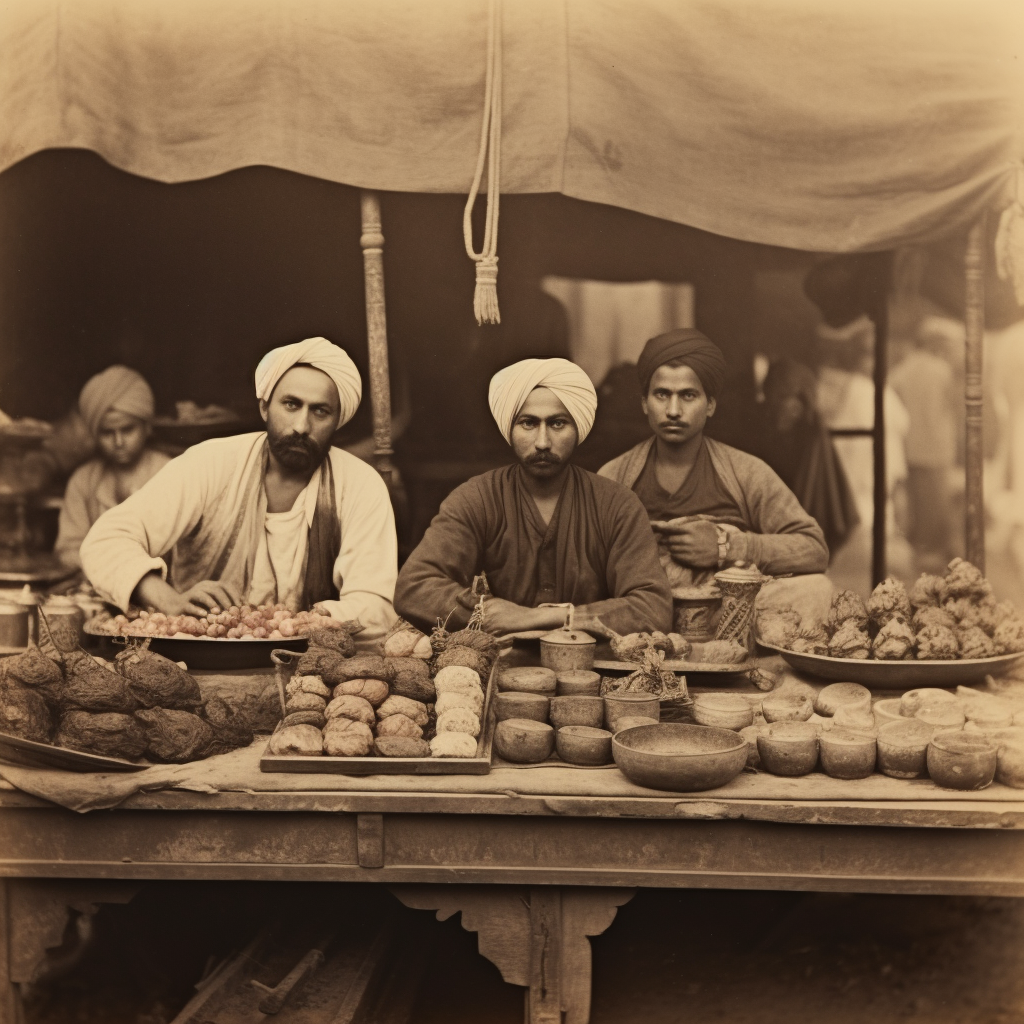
[758,640,1024,688]
[83,625,307,671]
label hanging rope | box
[463,0,503,325]
[995,161,1024,305]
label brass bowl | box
[612,723,747,792]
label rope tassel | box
[463,0,503,325]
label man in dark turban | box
[599,329,829,592]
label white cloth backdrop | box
[1,0,1020,251]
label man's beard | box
[268,431,327,473]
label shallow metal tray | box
[758,641,1024,688]
[84,626,307,670]
[0,730,148,773]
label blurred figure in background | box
[756,358,859,557]
[888,316,959,573]
[54,366,170,568]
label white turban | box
[488,358,598,444]
[79,366,155,437]
[254,337,362,427]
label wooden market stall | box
[1,1,1023,1021]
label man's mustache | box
[526,453,561,465]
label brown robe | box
[394,464,673,635]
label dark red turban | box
[636,329,728,398]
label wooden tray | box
[260,660,497,776]
[0,731,149,773]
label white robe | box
[80,432,398,637]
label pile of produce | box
[758,559,1024,661]
[601,646,688,700]
[608,630,691,663]
[267,620,497,759]
[92,604,348,640]
[0,629,257,763]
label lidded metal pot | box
[0,599,29,649]
[538,605,596,673]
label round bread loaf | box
[322,717,373,757]
[435,691,484,716]
[324,694,375,726]
[376,713,424,739]
[377,695,429,727]
[813,682,871,717]
[434,646,490,676]
[269,724,323,756]
[282,710,326,729]
[429,732,478,758]
[284,692,327,714]
[286,675,331,699]
[375,736,431,758]
[333,678,389,707]
[434,666,483,695]
[436,707,481,737]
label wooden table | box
[2,768,1023,1024]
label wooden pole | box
[871,290,888,589]
[359,190,395,485]
[964,218,986,570]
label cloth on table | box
[80,432,397,636]
[394,463,672,635]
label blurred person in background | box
[888,316,959,573]
[755,358,859,557]
[54,366,171,568]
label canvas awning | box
[2,0,1020,254]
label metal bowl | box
[611,723,748,792]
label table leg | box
[391,885,634,1024]
[0,881,22,1024]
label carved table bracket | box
[390,884,635,1024]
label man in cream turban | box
[599,329,829,614]
[395,358,671,635]
[55,366,171,568]
[81,338,398,637]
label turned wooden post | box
[964,218,986,570]
[359,190,395,485]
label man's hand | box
[134,573,240,617]
[455,593,566,635]
[658,520,719,569]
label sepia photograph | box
[0,0,1022,1021]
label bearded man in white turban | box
[81,338,398,636]
[395,358,671,635]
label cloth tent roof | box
[1,0,1021,253]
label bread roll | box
[269,724,323,756]
[434,666,483,694]
[285,675,331,699]
[376,713,423,739]
[377,695,429,727]
[323,717,373,757]
[284,692,327,714]
[435,691,484,716]
[436,707,481,737]
[324,693,375,726]
[375,736,431,758]
[333,678,389,707]
[429,732,478,758]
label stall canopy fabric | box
[1,0,1021,254]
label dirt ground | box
[22,882,1024,1024]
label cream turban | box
[79,366,155,438]
[254,337,362,427]
[488,358,598,444]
